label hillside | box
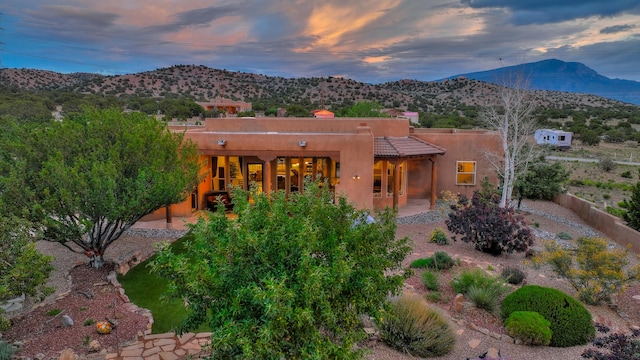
[0,64,633,114]
[446,59,640,105]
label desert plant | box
[621,170,633,179]
[379,293,455,358]
[451,268,508,295]
[581,323,640,360]
[425,292,444,303]
[421,271,440,291]
[410,258,433,269]
[622,181,640,231]
[535,237,640,305]
[46,309,61,316]
[466,284,502,313]
[0,341,15,360]
[0,314,10,332]
[446,191,533,256]
[429,228,449,245]
[598,157,616,172]
[501,285,595,347]
[83,318,95,326]
[556,231,572,240]
[505,311,552,346]
[430,251,456,270]
[501,267,526,285]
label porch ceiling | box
[374,136,446,158]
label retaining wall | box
[554,193,640,253]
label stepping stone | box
[468,339,481,349]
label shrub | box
[446,191,533,256]
[501,285,595,347]
[429,228,449,245]
[556,231,572,241]
[622,181,640,231]
[0,315,10,332]
[425,292,443,303]
[83,318,95,326]
[466,285,502,313]
[621,170,633,179]
[598,157,616,172]
[451,268,507,295]
[421,271,440,291]
[501,267,526,285]
[0,341,15,360]
[581,323,640,359]
[505,311,552,346]
[410,258,433,269]
[535,237,640,305]
[430,251,455,270]
[379,293,455,357]
[46,309,61,316]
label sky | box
[2,0,640,83]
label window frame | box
[456,160,476,185]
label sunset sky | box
[2,0,640,83]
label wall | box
[412,128,501,198]
[553,193,640,253]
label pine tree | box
[622,181,640,231]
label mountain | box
[444,59,640,105]
[0,63,635,114]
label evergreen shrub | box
[501,285,595,347]
[501,267,526,285]
[505,311,552,346]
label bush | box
[451,268,508,295]
[421,271,440,291]
[505,311,552,346]
[446,191,533,256]
[535,237,640,305]
[466,285,502,313]
[621,170,633,179]
[0,314,10,332]
[581,323,640,359]
[410,252,456,271]
[430,251,455,270]
[501,285,595,347]
[379,293,455,357]
[501,267,526,285]
[556,231,572,240]
[0,341,15,360]
[598,157,616,172]
[429,228,449,245]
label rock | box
[35,353,46,360]
[468,338,481,349]
[486,347,500,358]
[106,271,118,286]
[61,315,74,327]
[451,293,464,312]
[88,339,101,352]
[58,348,78,360]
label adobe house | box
[151,117,501,220]
[196,99,252,116]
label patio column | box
[393,159,400,209]
[430,157,437,210]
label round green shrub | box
[505,311,552,346]
[429,228,450,245]
[501,267,526,285]
[380,293,455,357]
[0,315,11,332]
[430,251,455,270]
[501,285,595,347]
[421,271,440,291]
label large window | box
[373,161,382,197]
[456,161,476,185]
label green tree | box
[285,104,310,117]
[1,108,203,268]
[339,101,388,117]
[622,181,640,231]
[580,130,600,146]
[514,160,570,208]
[0,216,53,302]
[150,183,411,359]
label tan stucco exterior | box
[147,117,501,219]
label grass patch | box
[117,232,207,334]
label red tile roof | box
[374,136,446,158]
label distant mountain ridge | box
[445,59,640,105]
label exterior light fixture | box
[217,139,226,146]
[298,140,307,147]
[352,174,361,180]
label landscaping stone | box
[60,315,73,327]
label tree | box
[622,181,640,231]
[580,130,600,146]
[0,216,53,303]
[339,101,388,117]
[149,183,411,359]
[1,108,203,268]
[514,160,570,208]
[446,190,533,256]
[481,75,540,207]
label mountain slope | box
[445,59,640,105]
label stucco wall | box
[412,128,501,198]
[554,193,640,253]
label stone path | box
[105,332,211,360]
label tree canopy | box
[0,108,203,267]
[149,183,411,359]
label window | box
[373,161,382,197]
[456,161,476,185]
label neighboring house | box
[147,117,501,220]
[534,129,572,148]
[401,111,419,124]
[313,109,335,118]
[197,99,252,116]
